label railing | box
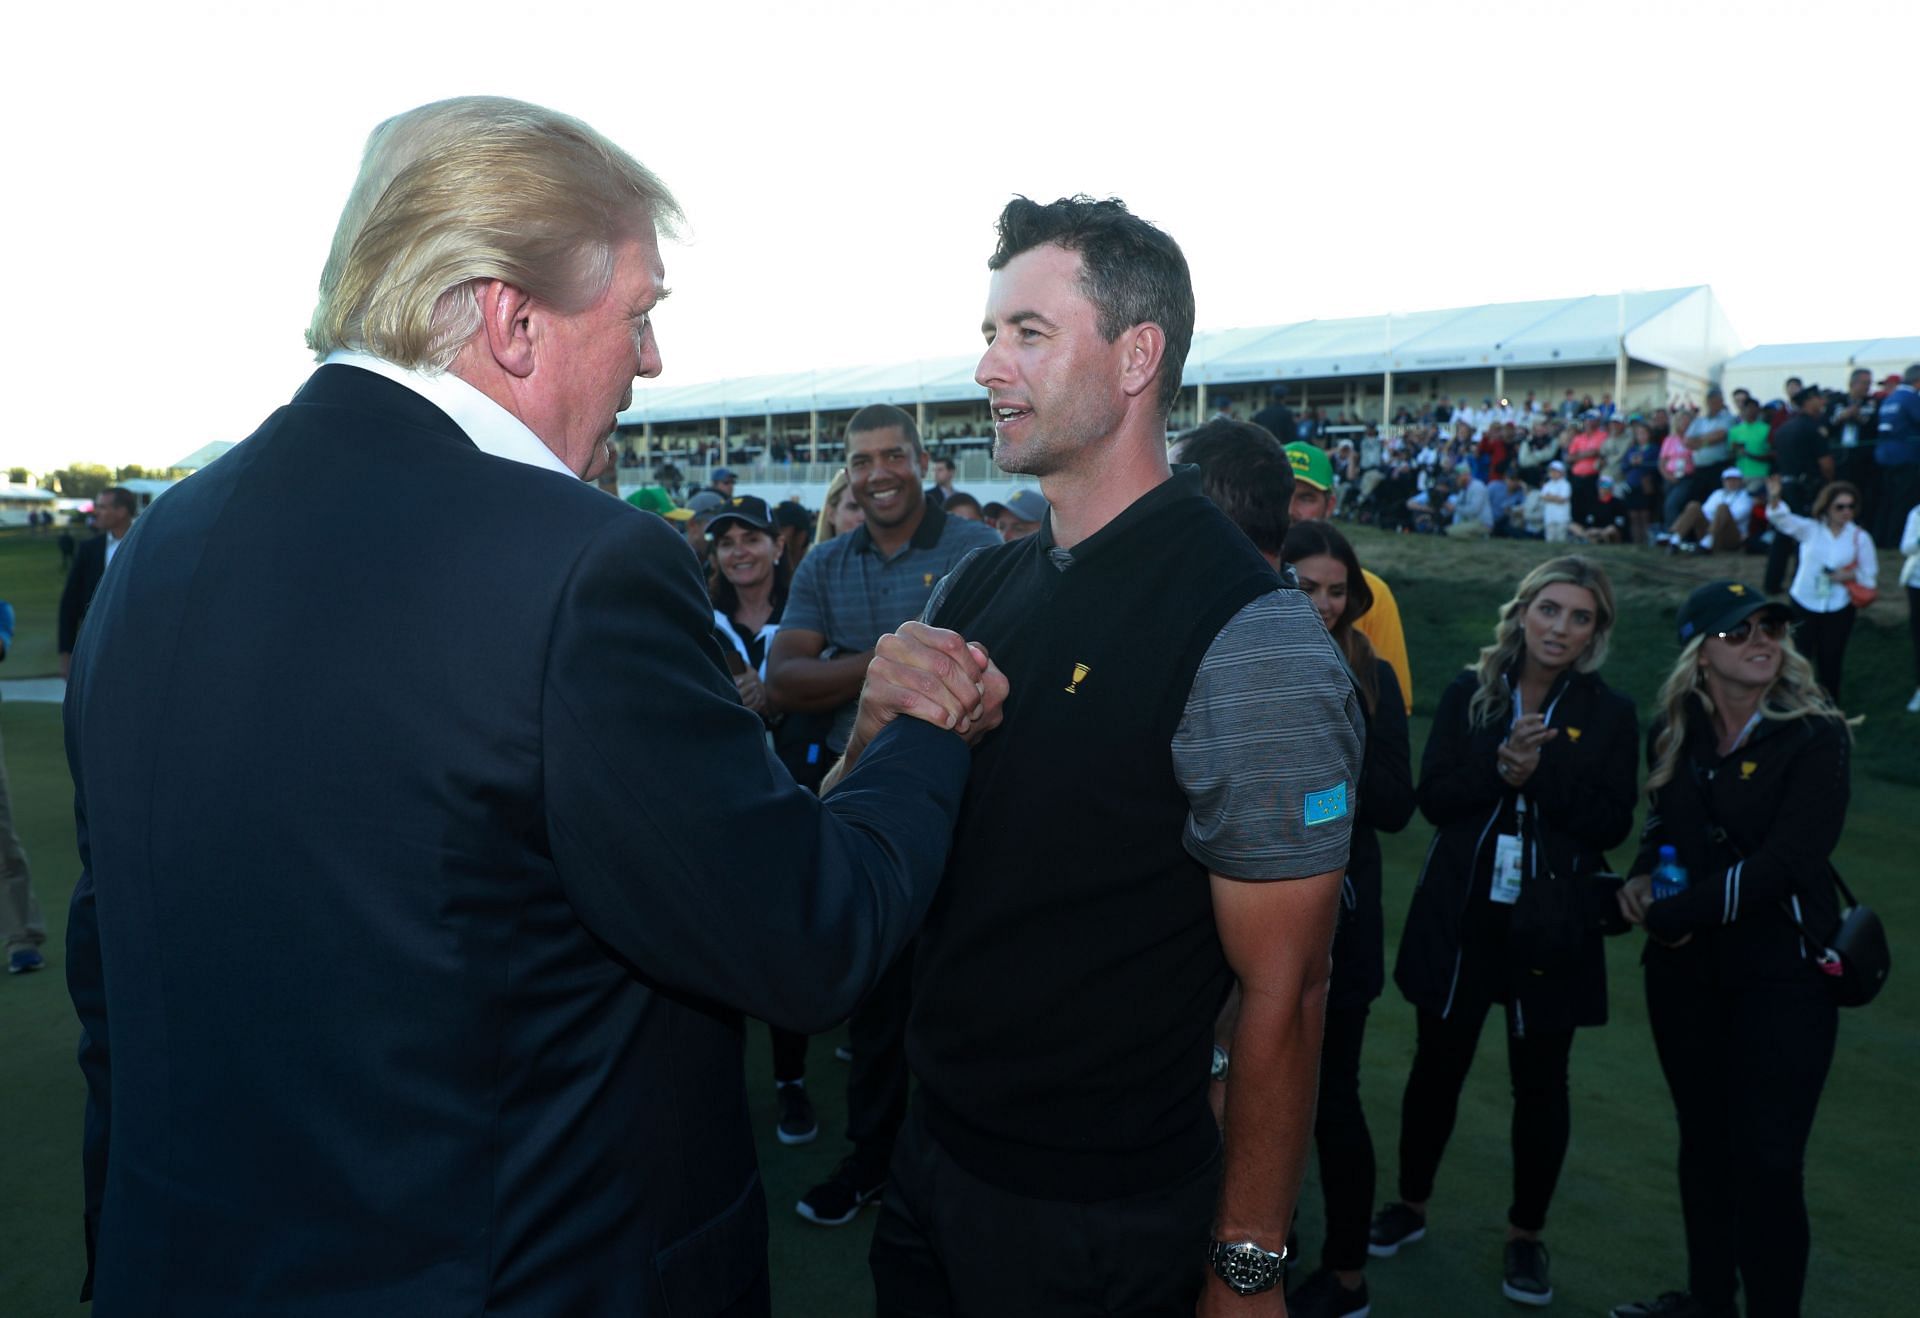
[621,447,1014,491]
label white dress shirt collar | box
[322,349,579,480]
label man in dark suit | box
[64,95,1004,1317]
[56,485,137,679]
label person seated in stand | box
[1444,464,1494,539]
[1490,469,1530,539]
[1662,468,1754,555]
[1569,475,1630,544]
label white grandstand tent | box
[615,286,1741,449]
[1719,338,1920,404]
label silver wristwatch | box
[1208,1238,1287,1295]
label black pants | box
[845,945,914,1176]
[870,1104,1219,1317]
[1396,994,1574,1232]
[770,1026,807,1084]
[1791,604,1855,702]
[1645,956,1836,1318]
[1313,1003,1376,1271]
[1909,587,1920,685]
[1871,461,1920,549]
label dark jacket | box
[1333,655,1416,1007]
[63,364,971,1317]
[57,532,110,655]
[1638,704,1849,983]
[1395,666,1638,1033]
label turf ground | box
[1,525,1915,1316]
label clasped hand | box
[1495,713,1556,788]
[853,622,1010,749]
[1615,875,1692,948]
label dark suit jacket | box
[57,530,110,654]
[63,364,970,1316]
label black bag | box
[1804,870,1891,1008]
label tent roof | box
[171,440,237,471]
[618,287,1736,425]
[1721,337,1920,371]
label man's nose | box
[975,340,1007,390]
[638,332,663,380]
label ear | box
[1116,322,1167,402]
[475,279,538,380]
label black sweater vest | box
[911,480,1277,1200]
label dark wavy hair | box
[989,195,1194,416]
[1280,520,1380,715]
[709,526,790,622]
[1173,418,1294,555]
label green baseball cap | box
[1284,442,1334,492]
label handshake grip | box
[856,622,1009,749]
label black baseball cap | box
[771,500,813,530]
[705,494,773,539]
[1676,580,1786,645]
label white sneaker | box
[1906,688,1920,714]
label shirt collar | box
[848,497,950,559]
[322,349,579,479]
[1038,465,1201,569]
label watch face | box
[1211,1241,1284,1295]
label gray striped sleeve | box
[1173,589,1364,881]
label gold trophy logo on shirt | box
[1064,662,1090,694]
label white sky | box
[6,0,1918,476]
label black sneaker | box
[775,1082,817,1146]
[1287,1266,1372,1318]
[1366,1203,1426,1258]
[794,1156,885,1226]
[1502,1238,1553,1307]
[1610,1293,1730,1318]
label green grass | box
[0,530,73,678]
[1,528,1914,1316]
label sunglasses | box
[1715,615,1789,645]
[1830,501,1856,512]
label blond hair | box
[816,470,852,545]
[1466,555,1617,728]
[1645,632,1846,793]
[307,96,683,369]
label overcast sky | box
[7,0,1917,476]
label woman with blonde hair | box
[1371,557,1638,1309]
[1609,583,1850,1318]
[814,470,865,546]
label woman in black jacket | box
[1278,523,1416,1318]
[1609,582,1850,1318]
[1370,556,1638,1309]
